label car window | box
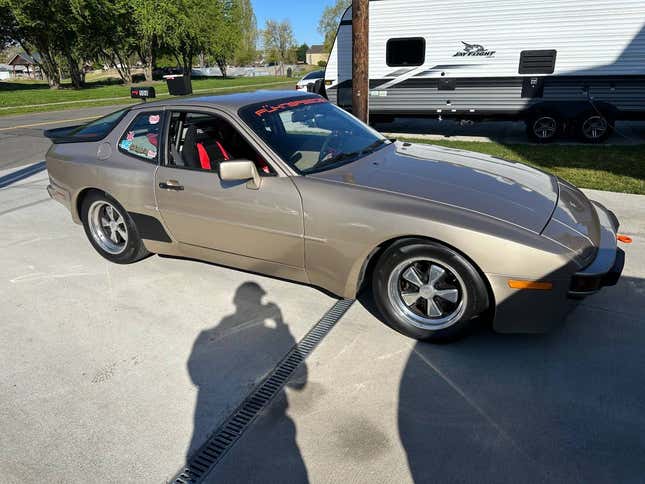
[119,112,163,161]
[303,71,323,80]
[165,111,274,175]
[239,97,390,175]
[278,111,331,137]
[69,108,128,140]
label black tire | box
[576,111,613,143]
[81,191,150,264]
[526,113,561,143]
[371,239,489,342]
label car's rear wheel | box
[81,192,149,264]
[372,239,489,342]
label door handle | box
[159,180,184,191]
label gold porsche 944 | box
[45,91,625,341]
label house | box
[7,52,42,79]
[306,45,329,66]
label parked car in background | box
[296,70,324,92]
[44,91,625,342]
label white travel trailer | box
[322,0,645,142]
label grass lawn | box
[0,76,294,116]
[401,138,645,195]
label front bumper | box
[490,200,625,334]
[568,201,625,298]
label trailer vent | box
[519,50,557,75]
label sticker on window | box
[254,97,327,117]
[119,112,162,160]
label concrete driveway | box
[209,192,645,484]
[0,168,338,482]
[1,162,644,483]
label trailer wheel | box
[576,111,613,143]
[526,114,560,143]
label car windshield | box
[68,108,129,139]
[239,97,390,175]
[303,70,323,80]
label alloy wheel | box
[88,201,128,255]
[387,258,467,330]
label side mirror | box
[219,160,261,190]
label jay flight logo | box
[454,41,496,57]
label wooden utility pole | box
[352,0,369,123]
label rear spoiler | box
[43,125,85,144]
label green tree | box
[131,0,176,82]
[296,43,309,63]
[161,0,219,80]
[1,0,78,88]
[262,19,295,76]
[318,0,348,53]
[234,0,258,66]
[0,6,17,50]
[70,0,137,84]
[206,0,244,77]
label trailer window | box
[386,38,426,67]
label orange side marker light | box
[617,234,633,244]
[508,280,553,291]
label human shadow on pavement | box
[185,282,309,482]
[398,275,645,483]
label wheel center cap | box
[110,222,117,230]
[419,285,434,299]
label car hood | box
[309,141,559,233]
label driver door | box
[154,110,305,269]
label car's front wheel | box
[81,192,149,264]
[372,239,489,342]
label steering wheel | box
[318,131,344,164]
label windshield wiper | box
[320,151,360,166]
[359,138,389,156]
[309,139,390,174]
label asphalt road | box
[1,164,644,482]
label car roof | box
[130,89,317,114]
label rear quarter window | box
[119,112,163,161]
[68,109,128,140]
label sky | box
[252,0,338,47]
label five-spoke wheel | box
[388,259,466,330]
[372,239,489,342]
[81,191,150,264]
[88,201,129,255]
